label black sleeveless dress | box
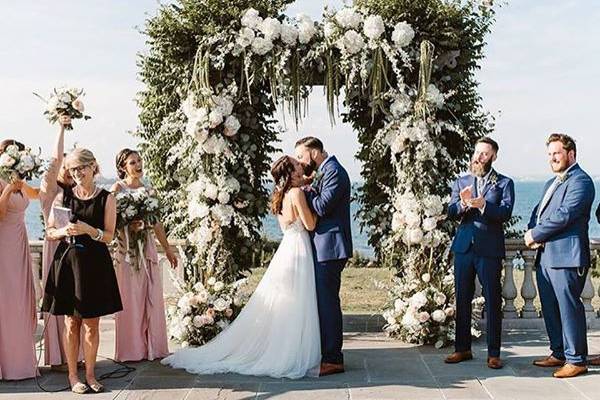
[42,187,122,318]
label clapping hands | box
[460,185,484,210]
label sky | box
[1,0,599,181]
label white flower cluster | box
[0,145,43,181]
[236,8,317,56]
[167,275,248,346]
[389,191,446,247]
[37,86,90,129]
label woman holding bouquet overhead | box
[111,148,177,362]
[42,148,122,394]
[0,140,40,380]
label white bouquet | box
[34,86,91,130]
[0,144,43,181]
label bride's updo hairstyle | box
[65,148,100,176]
[270,155,296,215]
[115,148,139,179]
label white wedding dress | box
[161,219,321,379]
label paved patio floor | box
[3,320,600,399]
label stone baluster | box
[520,253,538,318]
[502,255,518,319]
[30,248,43,303]
[581,270,595,319]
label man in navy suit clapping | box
[446,137,515,369]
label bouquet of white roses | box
[0,144,44,182]
[34,86,91,130]
[113,187,161,269]
[167,276,249,346]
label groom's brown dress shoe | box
[444,351,473,364]
[553,363,587,378]
[533,355,565,367]
[319,362,345,376]
[487,357,503,369]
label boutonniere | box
[557,173,568,184]
[488,171,498,186]
[311,170,324,190]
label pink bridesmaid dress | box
[0,180,37,380]
[39,159,82,366]
[114,186,169,362]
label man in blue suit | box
[295,137,352,377]
[526,134,595,378]
[446,137,514,369]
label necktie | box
[476,178,485,197]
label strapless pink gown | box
[0,181,37,380]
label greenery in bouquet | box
[34,86,91,130]
[0,144,44,181]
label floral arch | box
[136,0,496,346]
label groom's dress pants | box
[315,259,346,365]
[454,251,503,357]
[536,262,588,364]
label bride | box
[161,155,321,379]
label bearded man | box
[445,136,515,369]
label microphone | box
[69,214,78,246]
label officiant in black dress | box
[42,148,122,394]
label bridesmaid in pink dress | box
[37,116,83,368]
[0,140,38,380]
[111,149,177,362]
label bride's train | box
[161,219,321,379]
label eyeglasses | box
[68,164,91,174]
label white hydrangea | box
[390,133,406,154]
[204,183,218,200]
[251,36,274,55]
[422,217,437,232]
[217,191,230,204]
[208,109,224,128]
[223,115,241,137]
[237,27,255,48]
[213,96,234,116]
[260,17,281,41]
[363,15,385,40]
[324,22,337,39]
[297,15,316,44]
[212,204,235,225]
[241,8,263,30]
[408,228,424,245]
[391,212,405,232]
[280,22,299,45]
[335,7,362,29]
[409,291,428,309]
[401,310,420,328]
[340,30,364,55]
[404,211,421,228]
[427,84,445,108]
[390,93,411,118]
[423,195,444,217]
[188,201,210,220]
[392,21,415,47]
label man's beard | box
[303,159,317,176]
[471,159,493,177]
[551,159,569,173]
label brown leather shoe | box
[319,362,344,376]
[553,363,587,378]
[533,355,565,367]
[444,351,473,364]
[588,356,600,366]
[487,357,503,369]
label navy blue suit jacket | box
[306,156,353,262]
[527,164,595,268]
[448,170,515,258]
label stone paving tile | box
[187,383,260,400]
[114,388,193,400]
[422,354,518,378]
[479,375,589,400]
[435,376,492,399]
[365,355,436,384]
[256,382,349,400]
[349,383,444,400]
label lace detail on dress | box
[281,219,305,234]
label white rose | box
[427,84,445,108]
[340,30,364,55]
[422,217,437,232]
[394,298,406,311]
[280,23,298,46]
[192,315,205,328]
[409,291,428,309]
[260,17,281,41]
[213,281,225,292]
[335,7,362,29]
[390,93,411,118]
[213,96,234,116]
[204,183,218,201]
[0,153,16,168]
[418,311,430,323]
[72,98,85,113]
[404,211,421,228]
[392,21,415,47]
[193,281,205,291]
[432,310,446,323]
[197,290,209,303]
[5,145,19,157]
[391,212,405,232]
[207,277,217,286]
[401,311,419,328]
[237,27,255,48]
[241,8,263,30]
[390,134,406,154]
[324,22,337,39]
[223,115,241,137]
[421,273,431,283]
[444,307,455,317]
[209,109,224,128]
[217,191,230,204]
[251,36,273,55]
[363,15,385,40]
[408,228,424,245]
[434,293,447,306]
[188,201,210,220]
[213,297,229,312]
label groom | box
[295,137,352,376]
[526,134,595,378]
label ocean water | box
[23,181,600,258]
